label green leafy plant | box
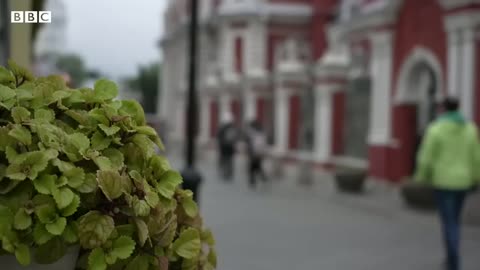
[0,61,216,270]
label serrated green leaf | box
[135,126,157,137]
[78,211,115,249]
[0,99,16,110]
[61,194,80,217]
[52,159,75,173]
[145,191,159,208]
[45,217,67,235]
[34,108,55,122]
[94,156,112,171]
[103,148,124,170]
[173,228,201,259]
[33,223,54,245]
[181,197,198,218]
[62,222,78,244]
[64,167,85,188]
[8,125,32,145]
[6,151,49,181]
[148,155,171,179]
[76,173,97,193]
[120,100,146,126]
[132,197,150,217]
[0,84,16,100]
[99,124,120,136]
[53,187,74,209]
[69,133,90,153]
[110,236,136,260]
[134,218,149,247]
[201,229,215,247]
[157,170,183,198]
[0,205,14,235]
[88,248,107,270]
[34,237,68,264]
[15,244,31,266]
[207,248,217,268]
[88,108,110,125]
[131,134,155,157]
[125,255,150,270]
[97,170,124,201]
[94,79,118,101]
[91,131,111,151]
[11,106,31,123]
[14,208,32,230]
[33,174,57,195]
[33,195,57,224]
[0,127,15,151]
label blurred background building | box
[159,0,480,184]
[0,0,45,68]
[34,0,67,76]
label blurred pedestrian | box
[217,112,237,180]
[414,97,480,270]
[246,120,268,189]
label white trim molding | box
[395,46,444,104]
[444,10,480,32]
[444,11,480,120]
[439,0,480,10]
[367,31,394,146]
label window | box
[234,36,243,74]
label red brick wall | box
[209,100,219,138]
[288,94,301,150]
[234,36,244,74]
[332,91,345,155]
[370,0,447,182]
[392,0,447,93]
[231,99,242,126]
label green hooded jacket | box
[414,111,480,190]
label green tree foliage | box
[56,54,88,88]
[126,63,160,114]
[0,62,215,269]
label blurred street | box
[170,152,480,270]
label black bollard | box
[181,167,202,203]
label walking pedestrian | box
[414,97,480,270]
[246,120,268,189]
[217,112,237,181]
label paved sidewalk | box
[169,153,480,270]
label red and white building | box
[159,0,480,183]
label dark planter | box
[334,169,366,194]
[401,182,436,211]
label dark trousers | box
[219,154,233,180]
[434,189,468,270]
[249,157,266,188]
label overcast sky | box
[64,0,168,79]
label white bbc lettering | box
[39,11,51,23]
[10,11,51,23]
[11,11,24,23]
[25,11,38,23]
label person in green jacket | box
[415,97,480,270]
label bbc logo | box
[11,11,52,23]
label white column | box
[447,30,462,97]
[314,86,333,162]
[246,19,266,77]
[219,92,231,119]
[244,89,256,122]
[274,88,289,154]
[199,95,211,144]
[460,28,476,120]
[368,31,393,146]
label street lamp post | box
[181,0,202,203]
